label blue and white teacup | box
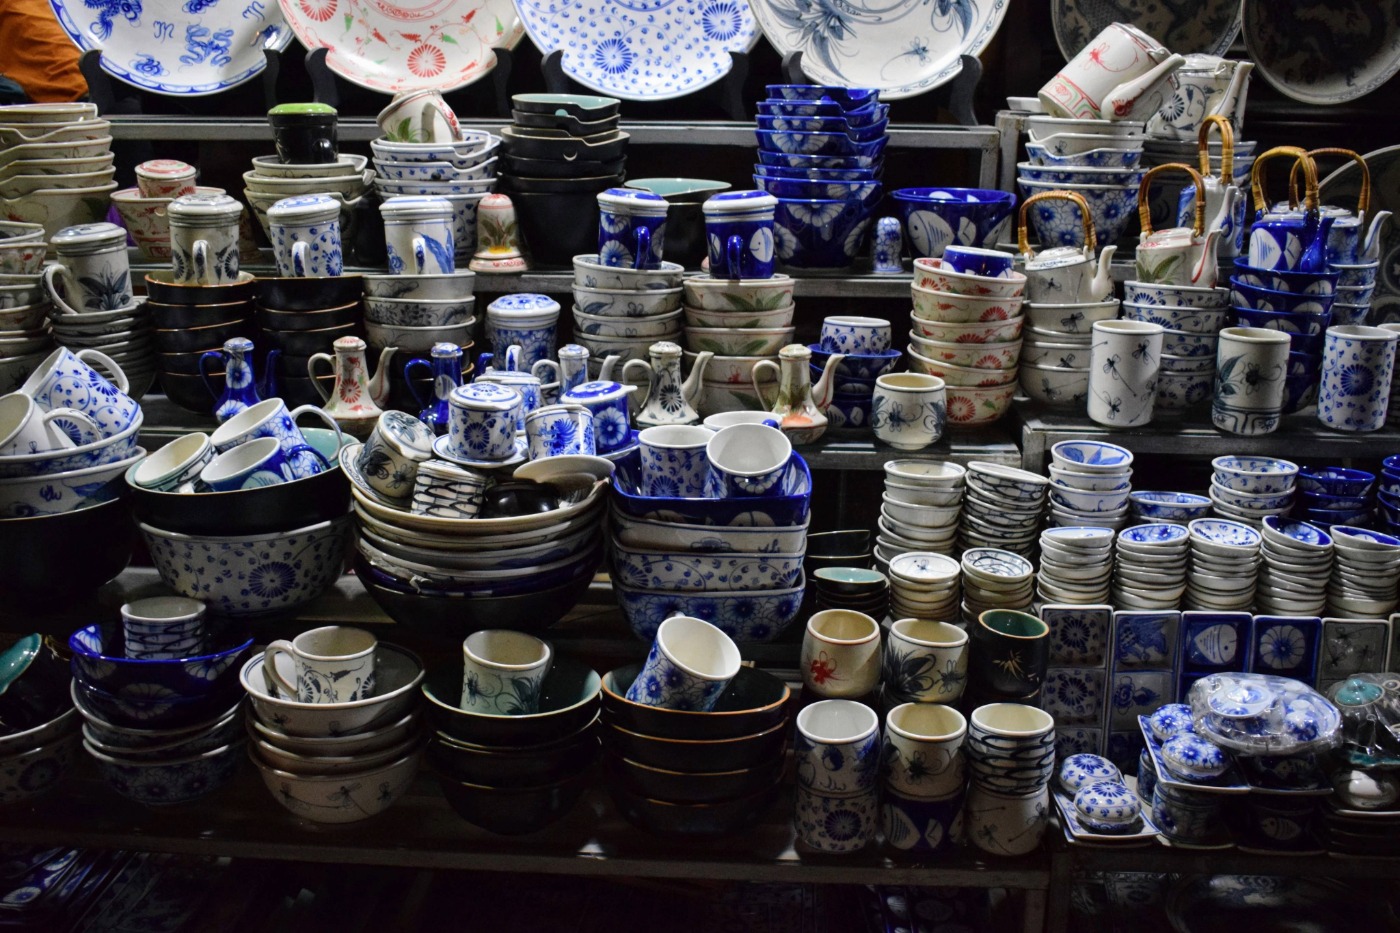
[597,187,668,270]
[524,403,595,459]
[199,436,309,492]
[411,459,488,518]
[209,397,342,479]
[705,422,791,497]
[477,369,544,432]
[358,410,436,500]
[447,382,521,462]
[638,424,711,497]
[561,380,637,454]
[0,392,99,455]
[820,315,891,354]
[703,190,778,280]
[266,194,343,278]
[795,785,879,853]
[625,615,741,711]
[265,626,377,704]
[942,245,1014,278]
[130,432,213,491]
[120,596,206,661]
[380,195,455,276]
[19,347,137,439]
[461,630,552,715]
[795,698,881,794]
[1317,324,1398,433]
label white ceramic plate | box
[50,0,293,95]
[278,0,524,93]
[1321,145,1400,321]
[747,0,1008,99]
[1242,0,1400,105]
[511,0,758,100]
[1051,0,1240,61]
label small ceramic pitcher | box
[167,192,244,286]
[308,336,397,440]
[752,344,846,446]
[404,341,466,434]
[621,341,710,428]
[43,222,133,313]
[200,337,274,423]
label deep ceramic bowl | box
[1297,466,1374,497]
[807,345,901,381]
[0,731,80,804]
[890,188,1016,257]
[1018,179,1137,247]
[249,710,419,759]
[71,674,240,731]
[254,746,423,823]
[772,198,875,270]
[435,766,592,834]
[0,498,135,607]
[0,448,144,518]
[1210,456,1299,493]
[1024,143,1143,169]
[69,623,251,698]
[82,706,242,761]
[608,778,782,836]
[0,413,143,479]
[600,664,790,740]
[421,657,600,747]
[1016,162,1145,186]
[429,724,598,786]
[752,174,882,206]
[1230,279,1333,314]
[1232,307,1331,336]
[601,717,787,772]
[614,581,805,643]
[0,706,77,757]
[85,738,243,806]
[754,129,888,159]
[1231,262,1337,297]
[606,753,785,805]
[239,644,425,739]
[1130,490,1211,522]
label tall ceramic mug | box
[1212,326,1289,436]
[19,347,135,439]
[597,188,669,270]
[446,382,522,463]
[43,222,133,314]
[167,192,244,286]
[1317,325,1398,432]
[800,609,881,699]
[703,191,778,280]
[625,615,741,711]
[1038,23,1186,121]
[266,194,343,278]
[638,424,712,497]
[872,373,947,451]
[377,89,460,144]
[1088,320,1164,427]
[379,196,456,276]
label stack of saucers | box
[1128,490,1211,526]
[1047,439,1133,530]
[960,461,1047,558]
[1209,455,1299,527]
[570,254,685,374]
[812,567,889,619]
[1112,523,1190,610]
[1379,458,1400,533]
[879,464,962,557]
[1186,518,1262,612]
[874,460,965,563]
[1327,525,1400,618]
[1036,525,1114,608]
[1257,516,1332,617]
[0,226,50,392]
[960,547,1034,623]
[1295,465,1375,530]
[1121,280,1230,416]
[1019,115,1145,249]
[885,552,960,622]
[1020,294,1117,409]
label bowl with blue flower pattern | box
[615,580,805,643]
[809,345,900,380]
[755,115,888,143]
[1210,456,1299,493]
[752,174,882,207]
[611,449,810,527]
[1018,178,1137,249]
[1297,466,1374,497]
[755,149,882,171]
[1024,142,1142,169]
[755,129,888,159]
[69,623,252,701]
[1050,440,1133,473]
[1130,491,1211,523]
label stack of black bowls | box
[498,94,627,267]
[146,271,257,413]
[255,275,364,406]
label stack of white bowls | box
[1112,523,1190,610]
[960,461,1047,558]
[1035,525,1114,608]
[907,259,1025,427]
[683,274,798,414]
[0,103,115,236]
[874,460,965,565]
[1209,455,1298,527]
[1047,439,1133,530]
[885,551,961,622]
[1020,296,1119,408]
[1257,516,1332,617]
[243,153,374,245]
[1019,115,1145,249]
[0,223,51,391]
[370,130,499,263]
[1185,518,1262,612]
[682,281,794,365]
[878,463,963,557]
[1327,525,1400,619]
[960,547,1034,623]
[1121,280,1230,416]
[569,254,685,376]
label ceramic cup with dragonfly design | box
[460,630,552,716]
[43,222,133,313]
[800,609,881,700]
[265,626,377,704]
[883,619,969,704]
[1088,319,1164,427]
[168,192,244,286]
[1212,326,1289,435]
[884,701,968,799]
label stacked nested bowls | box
[873,460,965,567]
[1036,525,1114,608]
[111,183,229,264]
[1257,516,1332,617]
[570,255,685,376]
[1328,525,1400,618]
[960,461,1046,558]
[964,703,1054,856]
[1019,115,1145,249]
[1229,263,1338,414]
[608,449,809,644]
[884,551,961,622]
[1186,518,1262,611]
[682,274,798,416]
[255,275,365,407]
[1378,458,1400,533]
[146,272,258,413]
[0,104,115,237]
[1048,439,1134,530]
[0,222,51,391]
[1122,279,1230,415]
[1296,464,1375,530]
[960,548,1035,624]
[243,153,373,246]
[1209,454,1298,527]
[757,85,886,271]
[1113,522,1189,610]
[0,636,80,805]
[241,642,426,823]
[499,96,624,267]
[600,663,790,836]
[372,131,498,264]
[364,265,476,359]
[1129,490,1212,525]
[908,259,1025,426]
[72,622,251,807]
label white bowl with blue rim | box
[884,460,965,487]
[1260,515,1331,552]
[1016,161,1145,186]
[1121,301,1229,333]
[965,461,1048,501]
[1050,440,1133,474]
[883,481,961,508]
[609,545,805,593]
[1123,280,1230,309]
[1188,518,1262,555]
[1023,142,1142,169]
[1208,481,1293,511]
[1047,464,1131,492]
[1047,484,1130,512]
[1129,491,1211,523]
[1210,456,1298,493]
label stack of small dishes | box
[681,274,800,416]
[1257,516,1332,616]
[1230,262,1340,413]
[371,130,500,264]
[806,529,871,575]
[424,653,600,834]
[498,97,625,267]
[362,269,477,365]
[1296,464,1375,529]
[1327,526,1400,618]
[72,620,250,807]
[1021,288,1118,409]
[757,85,886,271]
[1329,256,1382,327]
[1019,115,1145,248]
[908,258,1024,426]
[886,552,961,622]
[874,461,964,565]
[1378,459,1400,533]
[1128,490,1212,526]
[1186,518,1263,612]
[959,461,1047,558]
[960,547,1034,624]
[1210,454,1299,527]
[241,641,425,823]
[0,104,115,236]
[570,254,685,375]
[255,275,365,407]
[1122,279,1230,416]
[146,272,257,413]
[877,459,962,560]
[1036,525,1114,608]
[812,568,889,620]
[1113,523,1190,611]
[890,187,1016,260]
[601,663,790,836]
[0,229,51,391]
[1047,439,1134,530]
[0,634,80,805]
[243,154,373,245]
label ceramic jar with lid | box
[167,192,245,287]
[597,187,669,271]
[379,195,455,277]
[485,293,561,368]
[44,222,132,313]
[703,190,778,280]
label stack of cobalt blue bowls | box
[752,85,886,271]
[1295,465,1376,530]
[1375,459,1400,534]
[1229,262,1339,414]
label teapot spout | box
[1105,53,1186,121]
[1212,60,1253,123]
[1090,245,1118,301]
[258,349,281,400]
[368,346,397,408]
[810,352,847,410]
[683,350,713,407]
[1364,210,1392,262]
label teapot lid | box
[487,292,561,317]
[430,342,462,358]
[379,195,454,220]
[1023,245,1091,269]
[563,380,632,402]
[167,191,244,222]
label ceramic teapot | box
[307,336,396,440]
[1147,55,1254,139]
[1176,116,1247,258]
[1039,23,1186,121]
[751,344,845,446]
[1248,146,1335,274]
[1136,162,1233,288]
[1286,148,1392,266]
[199,337,279,423]
[1017,191,1116,303]
[621,341,711,427]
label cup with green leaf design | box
[883,618,969,703]
[460,630,553,716]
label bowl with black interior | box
[607,779,782,835]
[600,663,790,740]
[261,322,360,356]
[0,498,134,606]
[429,722,599,786]
[146,298,252,330]
[422,656,600,746]
[151,318,252,354]
[605,752,785,804]
[435,766,593,834]
[144,271,257,306]
[256,274,364,311]
[600,717,787,772]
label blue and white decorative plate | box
[1051,0,1240,61]
[747,0,1009,99]
[49,0,293,95]
[511,0,759,101]
[1243,0,1400,106]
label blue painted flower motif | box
[592,37,635,75]
[823,806,864,841]
[594,406,630,449]
[247,562,296,600]
[1338,363,1374,396]
[700,0,743,39]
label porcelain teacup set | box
[635,421,792,500]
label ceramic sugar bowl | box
[1073,780,1141,834]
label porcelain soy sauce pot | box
[199,337,279,423]
[308,336,397,440]
[1018,191,1116,303]
[404,341,466,434]
[621,341,710,428]
[751,344,845,446]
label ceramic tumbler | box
[135,158,197,199]
[19,347,136,439]
[120,596,206,661]
[446,382,522,463]
[266,194,343,278]
[942,245,1014,278]
[380,196,455,276]
[881,786,966,853]
[1088,320,1164,427]
[1317,325,1398,432]
[376,89,460,144]
[597,188,668,270]
[411,459,488,518]
[800,610,881,699]
[883,619,969,703]
[130,432,213,491]
[199,436,306,491]
[703,190,778,279]
[485,294,561,370]
[561,380,637,455]
[357,410,436,500]
[884,702,968,799]
[167,192,244,286]
[525,403,596,459]
[460,630,552,715]
[705,422,791,497]
[625,616,741,711]
[1212,326,1290,435]
[267,103,338,164]
[872,374,948,451]
[964,783,1050,856]
[209,398,340,479]
[264,626,377,704]
[638,424,711,497]
[1038,22,1185,121]
[794,786,879,853]
[0,392,98,455]
[871,216,903,274]
[969,610,1049,698]
[794,699,881,795]
[43,222,133,313]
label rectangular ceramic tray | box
[1137,716,1250,794]
[1052,789,1160,847]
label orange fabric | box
[0,0,87,101]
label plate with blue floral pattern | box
[49,0,293,94]
[746,0,1009,99]
[511,0,759,100]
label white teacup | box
[265,626,377,704]
[377,89,460,144]
[0,391,99,455]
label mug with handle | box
[596,188,669,271]
[380,196,456,276]
[703,190,778,280]
[0,392,101,455]
[19,346,137,439]
[264,626,377,704]
[209,397,344,479]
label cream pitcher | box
[308,336,397,440]
[751,344,846,446]
[621,341,711,427]
[1017,191,1116,303]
